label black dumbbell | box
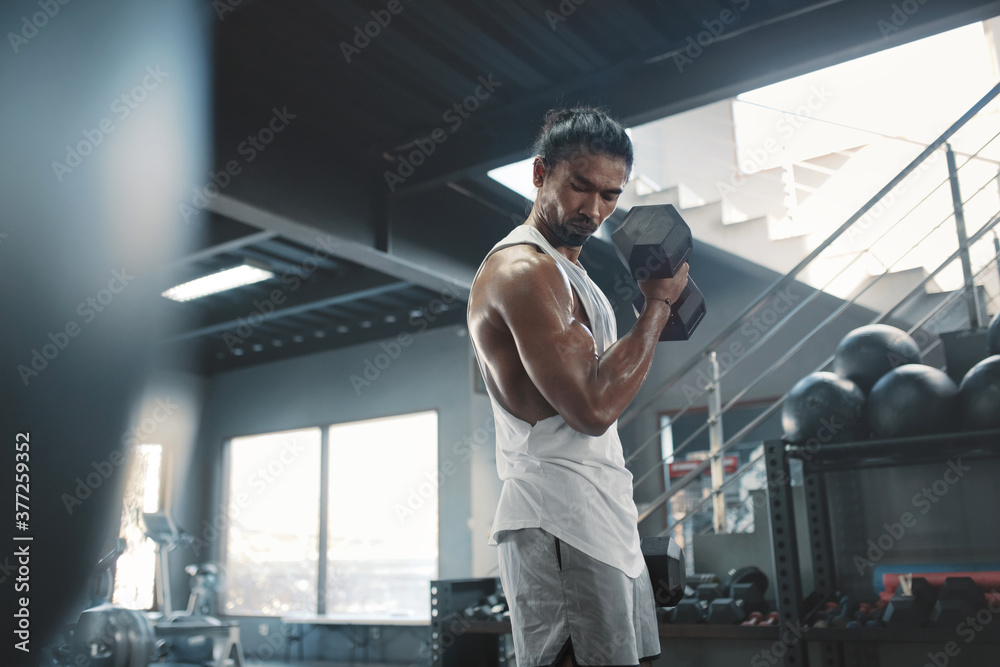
[641,536,686,607]
[670,579,725,623]
[884,577,936,628]
[671,598,708,624]
[611,204,707,340]
[707,598,748,624]
[727,566,769,614]
[929,577,986,628]
[697,582,726,601]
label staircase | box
[622,82,1000,563]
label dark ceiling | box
[160,0,1000,375]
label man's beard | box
[550,217,597,248]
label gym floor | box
[255,662,398,667]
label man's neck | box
[524,212,582,265]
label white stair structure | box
[622,81,1000,552]
[622,96,1000,313]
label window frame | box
[221,410,440,618]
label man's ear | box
[532,157,547,188]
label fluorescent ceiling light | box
[162,264,274,302]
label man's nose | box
[580,194,601,220]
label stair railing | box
[630,137,1000,497]
[651,234,1000,539]
[625,81,1000,533]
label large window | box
[327,411,438,617]
[224,428,322,615]
[224,411,439,619]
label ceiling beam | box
[207,193,474,299]
[199,307,468,375]
[163,279,412,343]
[170,230,278,268]
[390,0,1000,197]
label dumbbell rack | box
[764,429,1000,667]
[429,578,510,666]
[431,578,789,665]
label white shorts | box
[497,528,661,666]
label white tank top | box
[470,225,644,578]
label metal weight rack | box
[429,578,509,666]
[764,429,1000,667]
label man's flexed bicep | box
[492,251,611,436]
[484,245,676,437]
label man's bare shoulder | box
[477,243,569,297]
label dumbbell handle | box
[633,280,706,341]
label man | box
[467,107,690,667]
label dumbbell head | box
[671,598,708,624]
[641,536,686,607]
[726,566,769,614]
[614,204,706,340]
[727,566,769,597]
[707,598,747,624]
[929,577,986,628]
[612,204,692,280]
[884,577,935,628]
[731,583,766,613]
[696,583,725,602]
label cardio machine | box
[142,511,245,667]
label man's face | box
[533,150,627,247]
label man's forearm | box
[581,299,673,434]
